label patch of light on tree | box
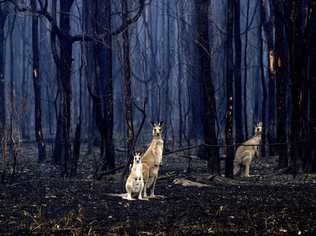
[33,69,38,78]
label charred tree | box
[121,0,135,160]
[307,0,316,172]
[288,0,306,173]
[31,0,46,162]
[195,0,219,174]
[274,1,288,168]
[90,0,115,170]
[258,0,266,157]
[243,0,250,139]
[233,0,244,144]
[225,0,234,178]
[52,0,74,176]
[0,4,8,142]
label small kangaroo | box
[141,122,164,198]
[125,153,144,200]
[234,122,263,177]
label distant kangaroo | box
[141,122,164,198]
[234,122,263,177]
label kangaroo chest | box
[154,139,164,165]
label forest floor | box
[1,144,316,235]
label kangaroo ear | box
[151,121,155,126]
[159,121,164,127]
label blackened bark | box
[243,0,250,139]
[267,1,277,153]
[225,0,234,178]
[121,0,135,159]
[31,0,46,162]
[288,0,305,173]
[53,0,74,176]
[258,0,267,159]
[233,0,244,144]
[307,1,316,172]
[92,0,115,170]
[195,0,219,174]
[274,1,288,168]
[0,5,7,141]
[260,0,272,158]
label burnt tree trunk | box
[195,0,219,174]
[91,0,115,170]
[274,1,288,168]
[53,0,74,176]
[233,0,244,144]
[0,5,7,142]
[259,0,267,158]
[31,0,46,162]
[267,0,277,154]
[243,0,250,139]
[225,0,234,178]
[121,0,135,160]
[288,0,305,173]
[307,1,316,172]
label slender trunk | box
[289,0,305,173]
[177,2,183,147]
[307,1,316,172]
[225,0,234,178]
[259,0,267,158]
[92,0,115,170]
[0,6,7,141]
[274,1,288,168]
[121,0,135,159]
[53,0,74,176]
[233,0,244,143]
[243,0,250,139]
[31,0,46,162]
[195,0,219,174]
[9,15,16,142]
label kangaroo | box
[141,122,164,198]
[234,122,263,177]
[125,153,144,200]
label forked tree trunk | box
[53,0,74,176]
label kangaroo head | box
[255,122,263,135]
[151,121,164,138]
[133,152,142,164]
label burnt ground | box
[1,144,316,235]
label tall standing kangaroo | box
[234,122,263,177]
[141,122,164,198]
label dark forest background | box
[0,0,315,178]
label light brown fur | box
[125,153,144,200]
[234,122,263,177]
[141,122,164,198]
